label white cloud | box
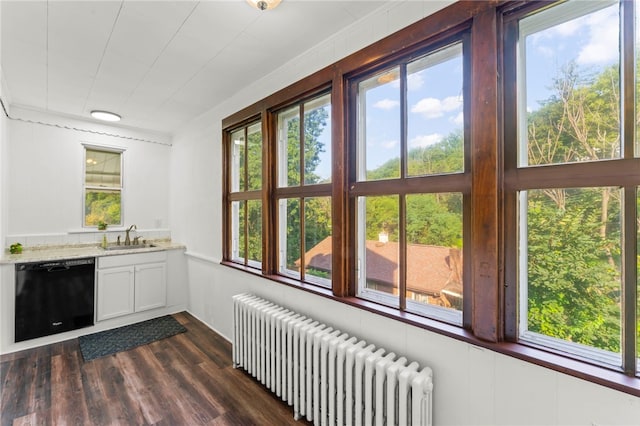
[381,139,399,149]
[576,7,618,65]
[409,133,443,149]
[529,4,618,66]
[411,95,462,119]
[374,99,400,110]
[407,72,424,91]
[450,111,464,126]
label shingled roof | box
[301,236,462,298]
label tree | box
[281,107,331,268]
[524,62,623,351]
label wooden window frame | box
[502,0,639,376]
[345,32,472,326]
[222,118,264,269]
[221,0,640,396]
[273,92,333,285]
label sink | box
[101,244,156,251]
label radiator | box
[232,293,433,426]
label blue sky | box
[310,1,621,181]
[524,1,618,112]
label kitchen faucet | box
[124,224,137,245]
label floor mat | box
[79,315,186,361]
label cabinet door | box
[134,262,166,312]
[96,266,135,321]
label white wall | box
[5,106,172,243]
[170,1,640,424]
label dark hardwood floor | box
[0,312,306,425]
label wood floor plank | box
[50,351,91,426]
[1,312,307,426]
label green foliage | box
[407,131,464,176]
[362,134,464,248]
[524,61,626,353]
[526,189,621,352]
[85,191,121,226]
[279,106,332,270]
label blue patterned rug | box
[79,315,186,362]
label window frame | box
[502,0,639,375]
[223,117,264,269]
[220,0,640,396]
[274,91,333,287]
[82,144,124,228]
[346,35,471,326]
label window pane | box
[358,195,399,297]
[232,201,246,263]
[279,198,301,279]
[278,107,300,187]
[85,189,121,226]
[358,67,401,181]
[637,188,640,370]
[230,129,246,192]
[304,197,332,284]
[406,193,463,311]
[247,199,262,266]
[407,44,464,176]
[247,123,262,191]
[520,1,620,166]
[85,149,121,187]
[304,94,331,184]
[522,187,621,356]
[636,3,640,157]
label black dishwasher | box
[15,257,95,342]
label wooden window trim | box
[221,0,640,397]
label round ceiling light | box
[247,0,281,11]
[90,110,121,122]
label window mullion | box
[622,0,635,159]
[300,197,306,282]
[399,195,407,311]
[623,187,638,375]
[621,0,636,376]
[399,64,408,311]
[299,105,305,186]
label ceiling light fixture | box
[246,0,281,11]
[90,110,121,122]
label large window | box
[222,0,640,394]
[84,146,123,227]
[228,121,263,267]
[352,41,468,324]
[504,0,639,374]
[277,94,332,286]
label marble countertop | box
[0,240,185,264]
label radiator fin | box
[232,293,434,426]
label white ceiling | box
[1,0,388,135]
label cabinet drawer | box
[98,251,167,269]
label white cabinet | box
[96,251,167,321]
[134,262,167,312]
[97,266,135,320]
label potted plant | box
[9,243,22,254]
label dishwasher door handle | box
[46,265,71,273]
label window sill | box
[220,260,640,397]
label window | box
[351,41,468,324]
[504,0,639,373]
[276,93,332,286]
[84,146,123,227]
[221,0,640,393]
[228,122,263,267]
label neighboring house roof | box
[301,236,462,297]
